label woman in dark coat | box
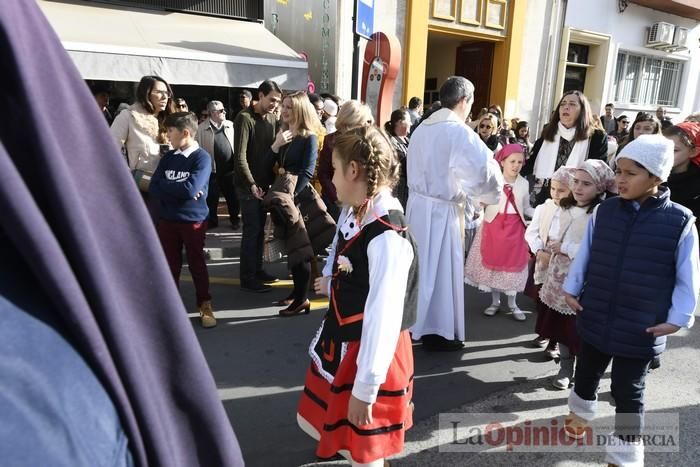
[384,108,411,209]
[270,91,321,316]
[476,113,501,153]
[523,91,607,206]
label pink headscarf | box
[551,166,573,186]
[495,143,525,163]
[574,159,617,194]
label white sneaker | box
[551,375,571,390]
[483,305,499,316]
[511,307,526,321]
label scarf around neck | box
[533,121,590,179]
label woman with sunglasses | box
[476,113,501,153]
[523,90,607,206]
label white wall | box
[565,0,700,120]
[515,0,561,133]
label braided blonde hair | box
[333,126,400,200]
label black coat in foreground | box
[0,1,244,466]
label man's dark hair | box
[307,93,323,106]
[240,89,252,99]
[408,96,422,110]
[257,80,281,98]
[605,103,614,108]
[89,81,111,97]
[164,112,198,135]
[439,76,474,110]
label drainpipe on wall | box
[536,0,568,135]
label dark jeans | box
[206,172,240,228]
[157,219,211,306]
[573,340,652,440]
[291,261,311,305]
[239,194,265,282]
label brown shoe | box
[278,299,311,317]
[199,300,217,328]
[564,411,589,439]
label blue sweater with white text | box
[149,147,212,222]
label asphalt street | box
[179,226,699,467]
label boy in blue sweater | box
[150,112,216,328]
[563,134,699,466]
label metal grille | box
[612,52,683,107]
[83,0,263,21]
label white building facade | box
[506,0,700,135]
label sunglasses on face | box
[479,124,492,129]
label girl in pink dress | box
[465,144,534,321]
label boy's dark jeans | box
[239,194,265,283]
[574,340,652,441]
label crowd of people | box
[5,2,698,466]
[101,71,700,467]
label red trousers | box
[157,219,211,306]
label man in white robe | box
[407,76,503,351]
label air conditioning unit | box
[671,27,689,50]
[646,22,674,48]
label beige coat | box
[110,103,161,170]
[195,119,234,174]
[483,175,533,224]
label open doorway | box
[456,41,494,115]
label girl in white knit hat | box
[562,134,700,467]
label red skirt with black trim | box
[298,330,414,463]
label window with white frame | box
[613,52,684,107]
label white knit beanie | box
[615,134,674,181]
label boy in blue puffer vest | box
[562,134,699,467]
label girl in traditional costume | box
[298,126,418,466]
[525,166,572,358]
[465,144,534,321]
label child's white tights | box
[491,291,517,309]
[350,459,385,467]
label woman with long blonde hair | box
[318,100,375,219]
[270,91,323,315]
